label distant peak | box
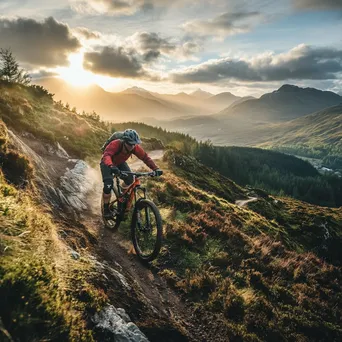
[190,88,214,98]
[277,84,301,92]
[123,86,150,93]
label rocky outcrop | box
[93,305,149,342]
[7,130,99,216]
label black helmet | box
[122,129,141,145]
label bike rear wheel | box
[131,199,162,262]
[101,186,122,230]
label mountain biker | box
[100,129,163,218]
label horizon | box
[36,76,342,98]
[1,1,342,97]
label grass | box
[0,170,108,341]
[141,154,342,342]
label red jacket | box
[102,140,158,170]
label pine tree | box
[0,48,31,85]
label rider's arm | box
[133,145,158,170]
[102,140,121,166]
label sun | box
[56,52,122,90]
[57,52,95,86]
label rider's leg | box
[117,162,133,190]
[100,162,114,217]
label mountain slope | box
[259,104,342,150]
[206,91,241,108]
[36,78,200,121]
[215,84,342,123]
[1,81,342,341]
[148,149,342,341]
[189,88,213,99]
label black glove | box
[153,169,163,177]
[110,165,121,176]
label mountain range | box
[35,79,342,154]
[215,84,342,123]
[148,84,342,147]
[36,78,246,122]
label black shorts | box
[100,161,133,186]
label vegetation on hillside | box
[132,149,342,342]
[259,104,342,170]
[2,48,342,342]
[0,123,107,341]
[193,143,342,207]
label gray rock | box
[56,142,70,159]
[92,305,149,342]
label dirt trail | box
[93,150,214,341]
[235,197,258,207]
[10,132,214,341]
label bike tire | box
[101,186,122,231]
[131,199,163,262]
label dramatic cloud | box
[83,46,146,78]
[0,17,81,67]
[183,11,262,37]
[70,0,188,16]
[135,32,175,53]
[130,32,176,62]
[171,44,342,83]
[293,0,342,10]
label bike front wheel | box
[131,199,162,262]
[101,186,122,231]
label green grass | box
[0,171,107,341]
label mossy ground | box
[0,158,107,342]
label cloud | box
[180,41,202,57]
[293,0,342,10]
[183,11,262,37]
[135,32,176,53]
[170,44,342,83]
[30,70,59,80]
[83,46,146,78]
[129,32,176,62]
[0,16,81,67]
[70,0,188,16]
[73,27,101,40]
[127,32,202,62]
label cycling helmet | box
[122,129,142,145]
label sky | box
[1,0,342,96]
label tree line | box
[193,142,342,207]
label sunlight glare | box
[57,52,122,89]
[57,53,96,86]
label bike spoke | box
[135,206,158,258]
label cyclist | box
[100,129,163,218]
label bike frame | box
[113,171,152,214]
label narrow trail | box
[9,131,219,341]
[235,197,258,207]
[86,149,212,341]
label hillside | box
[215,84,342,123]
[258,104,342,159]
[1,81,342,341]
[151,85,342,148]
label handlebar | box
[118,171,155,178]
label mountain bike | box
[101,171,163,262]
